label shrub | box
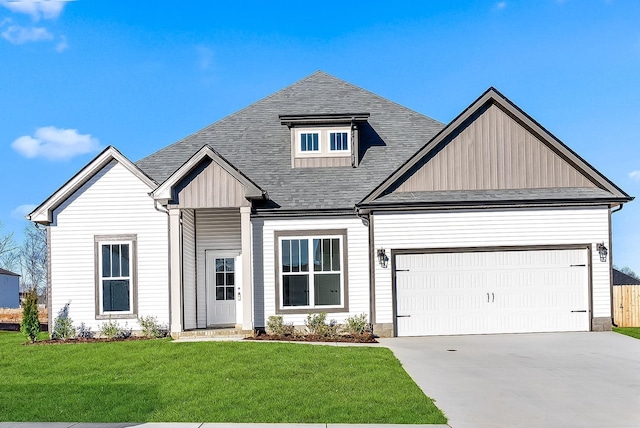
[51,302,76,340]
[326,318,341,339]
[117,322,132,339]
[76,322,94,339]
[266,315,294,336]
[344,313,369,335]
[99,318,121,339]
[138,315,168,338]
[20,287,40,343]
[305,312,328,336]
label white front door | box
[395,248,590,336]
[206,252,241,326]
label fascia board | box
[28,146,157,225]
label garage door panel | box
[395,249,589,336]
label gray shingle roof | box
[613,268,640,286]
[372,187,623,206]
[136,71,445,211]
[0,268,20,277]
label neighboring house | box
[612,268,640,327]
[0,268,20,308]
[28,72,632,337]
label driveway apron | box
[381,332,640,428]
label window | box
[215,257,235,301]
[276,230,348,313]
[300,133,319,152]
[95,235,137,318]
[294,127,350,157]
[329,132,349,151]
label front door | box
[206,252,240,326]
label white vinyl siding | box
[373,206,611,324]
[182,209,197,329]
[256,216,369,326]
[49,160,168,331]
[195,209,241,328]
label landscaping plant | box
[20,287,40,343]
[138,315,168,338]
[51,302,76,340]
[344,313,369,335]
[99,318,122,339]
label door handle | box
[487,293,490,303]
[571,310,587,313]
[492,293,495,303]
[396,315,411,318]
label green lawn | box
[0,332,446,424]
[613,327,640,340]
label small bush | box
[305,312,328,336]
[266,315,295,336]
[138,315,168,338]
[344,313,369,335]
[51,302,76,340]
[117,322,132,339]
[20,287,40,343]
[99,318,121,339]
[76,322,94,339]
[326,319,341,339]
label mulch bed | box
[245,333,377,343]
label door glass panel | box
[214,257,235,301]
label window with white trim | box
[95,235,137,317]
[278,234,345,310]
[294,127,350,157]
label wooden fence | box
[613,285,640,327]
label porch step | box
[172,328,253,340]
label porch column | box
[169,208,183,333]
[240,206,253,331]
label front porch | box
[151,146,266,334]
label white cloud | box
[11,126,100,161]
[11,204,37,220]
[496,1,507,9]
[629,171,640,180]
[55,34,67,51]
[0,0,66,21]
[1,24,52,44]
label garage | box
[394,247,590,336]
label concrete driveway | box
[381,332,640,428]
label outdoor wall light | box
[597,242,608,262]
[377,248,389,268]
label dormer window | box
[300,133,319,152]
[280,113,370,168]
[294,127,351,157]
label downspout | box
[610,204,624,328]
[355,206,375,332]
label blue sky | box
[1,0,639,270]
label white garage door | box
[395,248,590,336]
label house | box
[28,71,632,337]
[0,268,20,309]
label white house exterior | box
[29,72,632,337]
[0,268,20,309]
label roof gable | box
[362,87,631,205]
[151,145,265,207]
[28,146,157,224]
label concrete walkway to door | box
[381,332,640,428]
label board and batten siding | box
[195,208,241,328]
[394,104,596,193]
[49,160,169,331]
[256,216,369,327]
[182,209,197,329]
[373,206,611,324]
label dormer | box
[280,113,370,168]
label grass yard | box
[0,332,446,424]
[613,327,640,340]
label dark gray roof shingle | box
[613,268,640,286]
[136,71,445,211]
